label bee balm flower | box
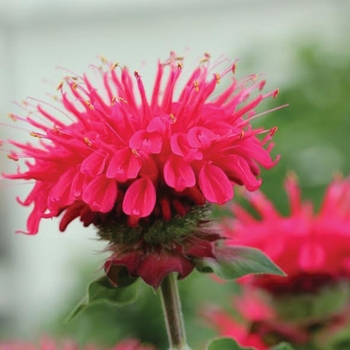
[224,174,350,294]
[2,52,280,287]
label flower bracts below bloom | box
[2,52,279,235]
[103,205,220,288]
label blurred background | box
[0,0,349,348]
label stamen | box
[259,80,266,91]
[84,100,94,109]
[56,81,64,91]
[8,113,17,122]
[215,73,221,84]
[83,137,92,147]
[29,131,43,138]
[7,153,19,161]
[169,113,176,123]
[111,62,119,70]
[119,97,128,104]
[231,63,237,74]
[131,149,140,157]
[270,126,278,136]
[193,80,199,92]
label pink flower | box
[0,338,154,350]
[202,290,275,350]
[2,52,279,235]
[223,174,350,294]
[2,52,280,287]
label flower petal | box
[106,147,141,182]
[82,175,117,212]
[199,164,233,204]
[164,155,196,191]
[123,178,156,217]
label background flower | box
[213,174,350,348]
[224,174,350,294]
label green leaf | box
[195,246,285,280]
[64,275,140,323]
[207,337,254,350]
[270,342,294,350]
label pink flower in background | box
[224,174,350,294]
[202,290,275,350]
[0,338,154,350]
[2,52,279,235]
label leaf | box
[207,337,254,350]
[270,342,294,350]
[195,246,285,280]
[64,275,140,323]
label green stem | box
[159,273,190,350]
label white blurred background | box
[0,0,348,340]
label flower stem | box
[159,273,190,350]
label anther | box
[56,81,64,90]
[270,126,278,136]
[240,130,245,139]
[131,149,140,157]
[7,154,19,161]
[231,63,236,74]
[84,100,94,109]
[134,71,140,78]
[8,113,17,122]
[177,62,183,70]
[169,113,176,123]
[72,82,78,90]
[215,73,221,84]
[83,137,92,147]
[100,56,108,64]
[30,131,42,138]
[119,97,128,104]
[53,126,62,135]
[259,80,266,91]
[111,62,119,70]
[193,80,199,92]
[111,96,117,105]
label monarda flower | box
[2,52,280,288]
[222,174,350,346]
[202,287,309,349]
[202,289,275,350]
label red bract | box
[2,52,279,235]
[224,174,350,293]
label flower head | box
[223,174,350,294]
[2,52,280,287]
[2,52,279,235]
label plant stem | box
[159,273,190,350]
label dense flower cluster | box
[2,52,279,235]
[2,52,280,287]
[224,174,350,294]
[0,338,154,350]
[209,175,350,348]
